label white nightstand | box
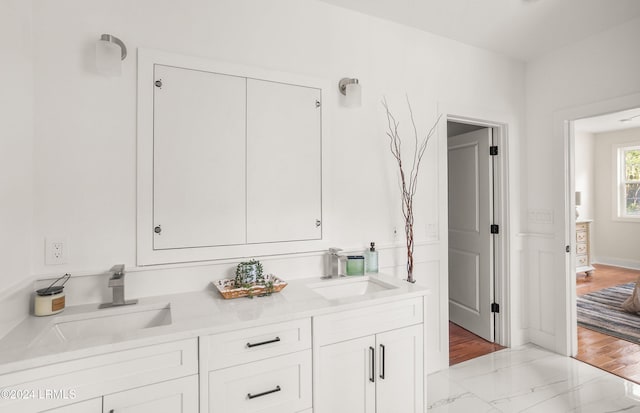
[576,219,595,277]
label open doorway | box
[571,108,640,382]
[447,120,506,365]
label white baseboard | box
[593,256,640,271]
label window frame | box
[614,143,640,221]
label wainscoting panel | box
[522,233,560,350]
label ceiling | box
[318,0,640,61]
[574,108,640,134]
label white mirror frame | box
[136,48,331,266]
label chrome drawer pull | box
[247,385,281,399]
[246,336,281,348]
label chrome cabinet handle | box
[369,346,375,382]
[379,344,386,379]
[247,385,281,399]
[246,336,280,348]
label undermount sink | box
[309,276,398,300]
[30,304,172,347]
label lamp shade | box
[344,82,361,107]
[96,39,122,76]
[96,34,127,77]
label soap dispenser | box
[365,242,379,273]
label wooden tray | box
[214,274,287,299]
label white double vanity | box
[0,275,428,412]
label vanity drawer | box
[576,243,587,254]
[576,222,587,231]
[576,231,587,242]
[313,297,423,346]
[577,255,588,266]
[0,338,198,413]
[208,350,312,413]
[206,318,311,370]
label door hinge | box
[566,245,571,253]
[489,146,498,156]
[491,302,500,313]
[490,224,499,234]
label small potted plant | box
[234,259,264,287]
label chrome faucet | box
[323,248,346,279]
[99,264,138,308]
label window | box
[618,144,640,219]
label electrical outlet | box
[45,237,67,265]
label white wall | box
[593,127,640,269]
[574,131,595,221]
[525,17,640,353]
[29,0,525,276]
[0,0,35,334]
[1,0,528,371]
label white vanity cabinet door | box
[102,375,198,413]
[375,325,424,413]
[153,64,247,250]
[316,336,376,413]
[246,79,322,244]
[41,398,102,412]
[313,305,424,413]
[208,350,312,413]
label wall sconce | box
[338,78,361,107]
[96,34,127,77]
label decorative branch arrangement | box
[382,97,440,283]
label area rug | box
[577,282,640,344]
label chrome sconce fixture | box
[338,77,361,107]
[96,34,127,77]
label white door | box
[448,128,494,341]
[376,325,424,413]
[316,336,376,413]
[153,64,247,249]
[103,375,198,413]
[246,79,322,244]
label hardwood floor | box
[576,263,640,384]
[449,322,505,366]
[447,264,640,373]
[576,264,640,295]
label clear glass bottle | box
[365,242,378,273]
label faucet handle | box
[110,264,125,278]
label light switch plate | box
[527,209,554,225]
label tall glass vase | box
[406,221,415,283]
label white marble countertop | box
[0,273,428,375]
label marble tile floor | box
[428,344,640,412]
